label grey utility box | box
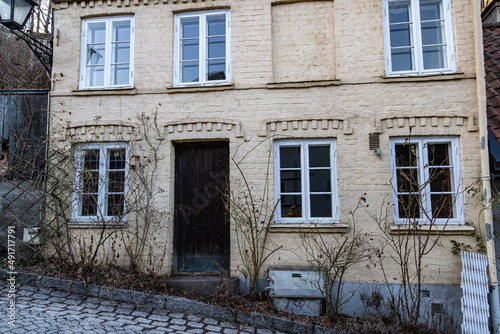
[268,269,325,317]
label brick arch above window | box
[371,115,478,136]
[64,123,138,142]
[258,118,353,137]
[163,119,244,140]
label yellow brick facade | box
[49,0,486,286]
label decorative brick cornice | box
[164,119,244,138]
[258,118,352,137]
[64,123,138,141]
[372,115,478,134]
[53,0,214,9]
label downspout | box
[473,0,500,332]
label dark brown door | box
[174,142,230,273]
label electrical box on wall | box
[268,269,325,316]
[23,227,39,244]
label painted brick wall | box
[48,0,485,285]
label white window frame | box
[274,139,339,224]
[79,16,135,90]
[173,10,231,87]
[71,143,129,222]
[382,0,456,76]
[390,137,464,225]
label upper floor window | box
[173,10,231,87]
[72,143,129,222]
[274,139,339,224]
[390,137,464,224]
[80,16,134,89]
[383,0,456,76]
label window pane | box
[423,45,446,69]
[427,143,450,166]
[88,66,104,87]
[112,42,130,63]
[87,44,105,65]
[109,149,126,169]
[396,168,419,192]
[391,48,413,71]
[431,193,454,218]
[108,171,125,192]
[420,0,441,21]
[395,144,418,167]
[207,14,226,36]
[429,168,451,192]
[181,17,199,38]
[181,62,199,82]
[389,2,411,23]
[83,171,99,193]
[309,170,331,192]
[280,171,301,193]
[181,39,199,61]
[207,36,226,58]
[281,195,302,218]
[82,195,98,216]
[398,194,421,219]
[390,24,412,47]
[280,147,301,168]
[88,22,106,44]
[309,145,330,167]
[83,149,100,169]
[310,194,332,218]
[421,21,444,45]
[107,194,125,216]
[111,64,130,85]
[112,21,130,42]
[207,59,226,81]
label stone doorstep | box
[166,275,239,295]
[0,269,341,334]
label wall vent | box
[431,302,445,314]
[369,134,380,150]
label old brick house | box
[48,0,493,321]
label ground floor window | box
[390,136,464,224]
[72,143,129,221]
[273,139,339,223]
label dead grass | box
[3,257,455,333]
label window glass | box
[275,140,337,223]
[391,138,461,223]
[310,194,332,218]
[280,147,301,168]
[175,11,230,86]
[73,144,128,221]
[384,0,454,75]
[81,16,133,89]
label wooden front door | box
[174,142,230,273]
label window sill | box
[269,223,349,234]
[266,80,341,89]
[167,84,234,94]
[389,224,475,235]
[68,221,126,229]
[382,72,470,83]
[72,88,136,96]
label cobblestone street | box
[0,284,288,334]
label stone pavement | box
[0,283,288,334]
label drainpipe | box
[473,0,500,332]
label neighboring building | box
[0,90,48,255]
[50,0,491,321]
[483,0,500,294]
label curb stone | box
[0,268,342,334]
